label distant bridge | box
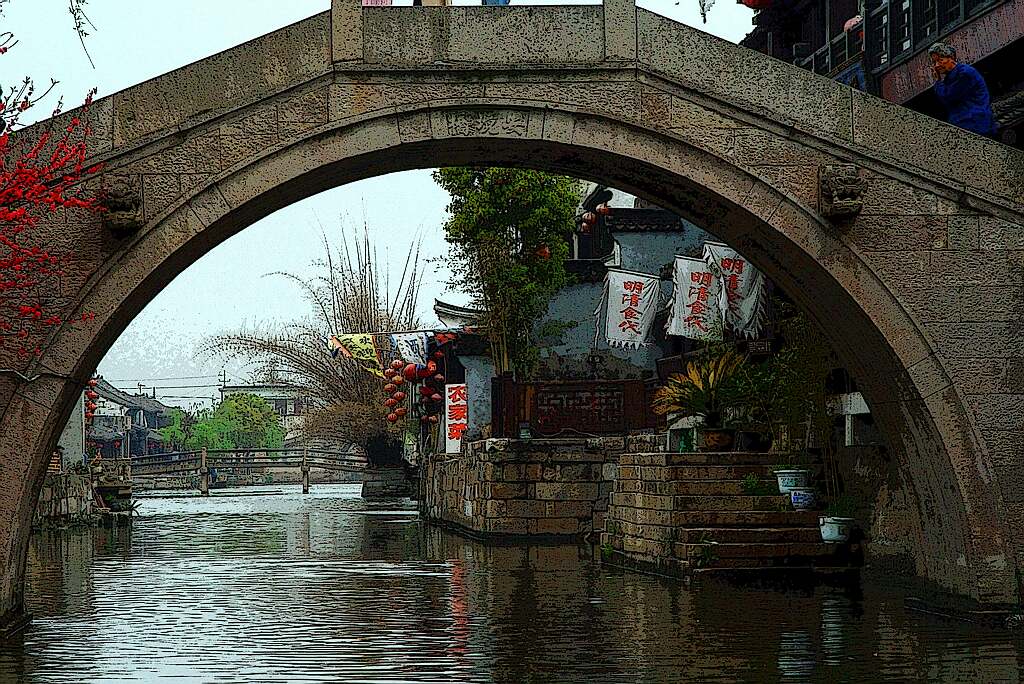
[131,448,368,495]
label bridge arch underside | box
[1,104,1017,624]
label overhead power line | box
[108,374,220,383]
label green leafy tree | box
[185,412,235,451]
[215,393,285,449]
[433,167,581,376]
[159,409,188,450]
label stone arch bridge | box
[1,0,1023,630]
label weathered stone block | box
[536,482,600,501]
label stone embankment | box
[420,436,661,538]
[33,472,96,528]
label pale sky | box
[2,0,754,407]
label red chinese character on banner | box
[690,271,712,286]
[721,258,745,275]
[618,319,640,333]
[447,385,468,403]
[623,281,645,293]
[621,293,641,307]
[620,306,639,320]
[448,405,468,421]
[687,300,708,315]
[448,423,468,440]
[689,286,709,302]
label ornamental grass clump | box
[652,349,746,428]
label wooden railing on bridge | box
[131,448,367,496]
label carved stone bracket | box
[819,164,866,220]
[101,178,144,239]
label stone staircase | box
[601,452,856,574]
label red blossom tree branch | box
[0,7,105,359]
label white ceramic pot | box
[819,516,854,543]
[790,488,817,510]
[774,469,810,495]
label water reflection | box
[2,484,1022,682]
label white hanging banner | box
[392,332,428,367]
[444,384,469,454]
[703,242,768,339]
[597,269,662,350]
[666,256,724,341]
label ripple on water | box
[3,483,1022,683]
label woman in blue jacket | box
[929,42,998,138]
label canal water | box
[3,484,1022,682]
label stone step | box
[611,492,792,512]
[617,479,779,496]
[675,541,840,561]
[617,464,822,482]
[675,527,824,544]
[608,519,823,544]
[620,452,820,467]
[607,506,821,528]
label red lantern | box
[582,211,598,223]
[417,366,432,379]
[403,363,418,382]
[386,413,399,423]
[385,398,398,408]
[390,360,404,370]
[581,222,593,234]
[431,393,443,403]
[394,391,407,402]
[428,415,440,424]
[395,407,408,418]
[85,390,98,400]
[535,245,551,260]
[596,203,611,216]
[393,375,406,386]
[86,402,97,411]
[433,374,446,384]
[87,378,98,387]
[113,441,121,449]
[85,412,94,419]
[433,350,445,360]
[384,368,397,379]
[384,383,397,393]
[419,386,434,397]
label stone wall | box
[33,473,95,528]
[421,436,663,538]
[362,466,415,498]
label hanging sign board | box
[445,384,469,454]
[597,269,662,350]
[665,255,724,341]
[703,242,768,339]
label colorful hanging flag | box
[596,268,662,350]
[666,255,724,341]
[328,334,384,377]
[392,332,429,367]
[703,242,768,339]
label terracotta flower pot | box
[697,428,735,452]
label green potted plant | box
[820,494,856,543]
[653,349,745,452]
